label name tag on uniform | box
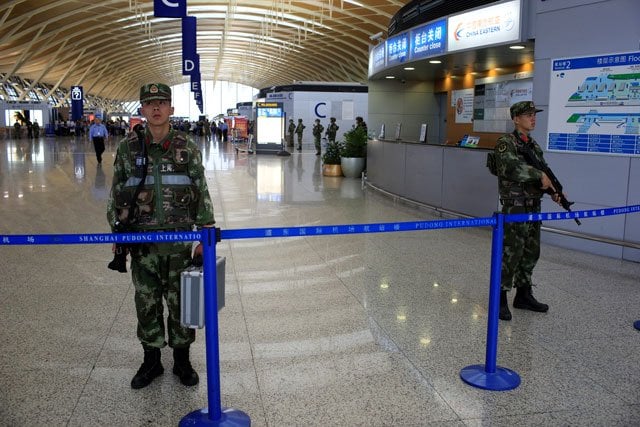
[160,164,175,173]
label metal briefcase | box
[180,256,226,329]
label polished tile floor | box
[1,135,639,426]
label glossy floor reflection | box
[1,135,639,426]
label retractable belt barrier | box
[2,204,639,426]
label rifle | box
[108,124,147,272]
[517,137,581,225]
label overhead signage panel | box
[368,44,386,77]
[386,33,410,67]
[410,19,446,60]
[447,0,521,52]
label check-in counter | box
[366,139,499,218]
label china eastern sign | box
[447,0,521,52]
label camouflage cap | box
[140,83,171,102]
[510,101,543,118]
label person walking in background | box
[312,119,324,156]
[13,121,21,139]
[295,118,305,151]
[89,116,108,164]
[219,120,228,142]
[106,83,215,389]
[32,120,40,138]
[492,101,564,321]
[326,117,339,144]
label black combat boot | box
[513,286,549,312]
[173,347,199,386]
[499,290,512,321]
[131,348,164,389]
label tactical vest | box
[115,130,199,230]
[496,132,544,201]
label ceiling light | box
[385,75,395,79]
[403,67,415,70]
[429,60,441,64]
[509,45,525,50]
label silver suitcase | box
[180,256,226,329]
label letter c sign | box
[314,102,327,118]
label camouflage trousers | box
[130,244,194,350]
[500,204,541,291]
[314,136,321,153]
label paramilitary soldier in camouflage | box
[107,83,215,388]
[312,119,324,156]
[295,118,305,151]
[492,101,563,321]
[287,118,295,147]
[326,117,339,144]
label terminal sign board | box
[447,0,521,52]
[410,19,446,61]
[256,102,284,147]
[369,43,386,76]
[547,51,640,156]
[386,33,409,67]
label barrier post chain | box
[179,227,250,426]
[460,212,521,391]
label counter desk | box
[366,139,499,218]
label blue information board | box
[410,19,446,60]
[547,51,640,156]
[386,33,409,67]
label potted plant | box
[340,126,367,178]
[322,140,343,176]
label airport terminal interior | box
[1,135,639,426]
[1,0,640,426]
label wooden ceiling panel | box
[0,0,402,101]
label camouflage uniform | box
[295,119,305,149]
[494,130,547,291]
[326,118,339,143]
[287,119,295,147]
[107,128,215,350]
[312,120,324,155]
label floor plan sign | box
[548,51,640,155]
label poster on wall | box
[548,51,640,156]
[472,73,532,133]
[452,88,474,123]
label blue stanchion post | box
[460,212,521,391]
[180,228,251,426]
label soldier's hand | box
[540,172,556,193]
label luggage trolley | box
[234,133,254,155]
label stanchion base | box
[179,407,251,427]
[460,364,521,391]
[634,320,640,331]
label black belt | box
[501,198,540,208]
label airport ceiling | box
[0,0,405,102]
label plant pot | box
[322,163,343,177]
[340,157,365,178]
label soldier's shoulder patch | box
[496,141,508,153]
